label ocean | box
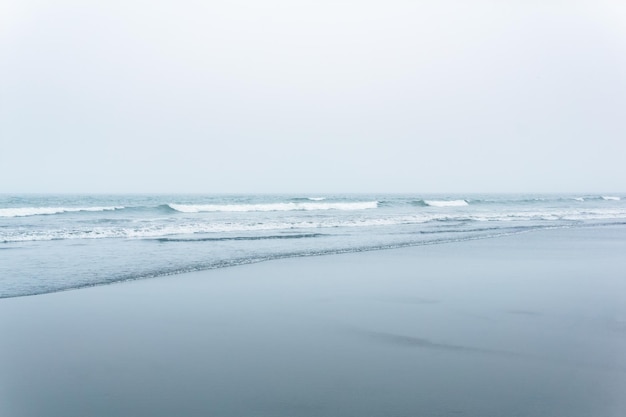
[1,193,625,299]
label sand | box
[1,226,626,417]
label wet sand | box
[1,226,626,416]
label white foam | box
[1,212,461,242]
[1,218,387,242]
[602,196,621,201]
[307,197,326,201]
[423,200,468,207]
[168,201,378,212]
[573,197,585,202]
[4,207,626,243]
[0,206,123,218]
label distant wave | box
[289,197,327,202]
[576,195,622,202]
[0,206,124,218]
[423,200,468,207]
[573,197,585,202]
[168,201,377,213]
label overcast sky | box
[1,0,625,193]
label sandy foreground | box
[1,226,626,417]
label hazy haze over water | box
[1,1,625,193]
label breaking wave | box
[5,208,626,243]
[423,200,469,207]
[168,201,378,212]
[0,206,124,218]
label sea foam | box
[0,206,123,218]
[423,200,468,207]
[168,201,378,212]
[602,196,621,201]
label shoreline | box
[2,225,626,416]
[4,221,625,300]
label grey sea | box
[2,193,625,298]
[1,193,626,416]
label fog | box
[1,1,625,193]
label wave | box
[1,217,403,242]
[289,197,327,202]
[572,195,622,202]
[168,201,378,213]
[423,200,468,207]
[4,202,626,243]
[0,206,124,218]
[155,233,324,243]
[0,214,439,242]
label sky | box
[1,0,625,193]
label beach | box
[1,225,625,417]
[4,0,626,414]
